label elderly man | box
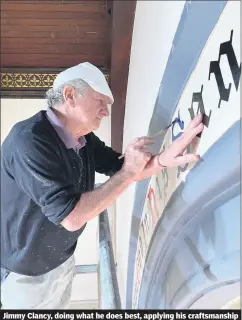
[1,62,203,309]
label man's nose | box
[103,105,109,117]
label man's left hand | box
[135,113,204,181]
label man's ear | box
[63,85,75,106]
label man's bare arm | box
[62,114,203,231]
[61,137,153,231]
[61,169,134,231]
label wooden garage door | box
[1,0,111,69]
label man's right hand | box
[121,136,154,179]
[62,136,154,231]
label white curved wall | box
[115,1,186,306]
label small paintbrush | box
[118,118,180,160]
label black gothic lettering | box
[177,144,191,179]
[208,29,241,108]
[218,30,241,90]
[209,61,231,108]
[188,85,212,136]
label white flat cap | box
[53,62,114,104]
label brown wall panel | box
[1,0,110,73]
[1,54,106,68]
[2,18,105,27]
[1,24,106,33]
[1,30,105,40]
[110,1,136,153]
[1,29,105,38]
[1,44,106,55]
[2,37,105,45]
[1,2,106,13]
[1,11,106,20]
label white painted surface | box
[1,97,111,302]
[74,218,99,266]
[69,299,98,309]
[115,1,186,307]
[1,99,47,143]
[189,282,240,309]
[71,273,98,301]
[131,0,240,308]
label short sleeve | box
[91,133,124,176]
[11,132,80,225]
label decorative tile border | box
[0,69,109,98]
[1,72,57,89]
[1,71,109,89]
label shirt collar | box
[46,107,86,150]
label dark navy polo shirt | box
[1,110,124,276]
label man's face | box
[72,87,112,132]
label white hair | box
[45,78,90,108]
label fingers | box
[183,122,204,145]
[182,113,204,146]
[153,115,203,168]
[184,113,203,133]
[140,145,155,155]
[173,154,200,166]
[144,152,153,161]
[134,137,154,148]
[172,122,203,157]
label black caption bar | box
[0,310,241,320]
